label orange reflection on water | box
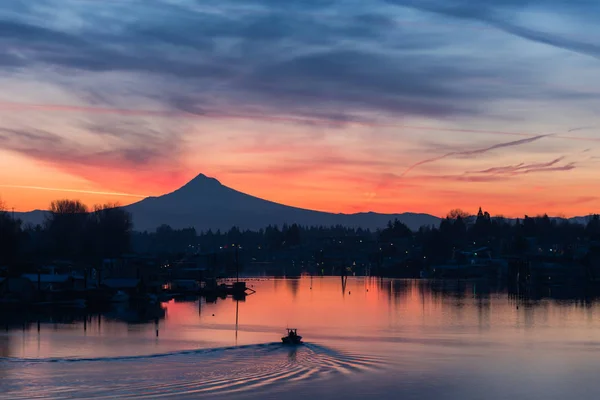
[4,277,600,360]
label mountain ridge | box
[10,174,441,231]
[122,173,441,231]
[9,173,597,232]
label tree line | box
[416,208,600,263]
[2,198,600,271]
[132,223,373,256]
[0,199,132,270]
[133,207,600,264]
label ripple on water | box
[0,343,388,399]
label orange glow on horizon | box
[2,170,598,219]
[1,104,599,219]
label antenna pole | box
[235,245,239,282]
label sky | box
[0,0,599,217]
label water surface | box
[2,277,600,399]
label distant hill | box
[14,174,440,231]
[122,174,441,232]
[12,209,47,227]
[13,174,596,232]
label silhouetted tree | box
[447,209,470,220]
[44,199,89,260]
[379,219,412,242]
[8,194,600,279]
[284,223,301,246]
[227,226,242,245]
[586,215,600,241]
[265,225,283,249]
[472,207,492,242]
[421,228,451,263]
[0,198,22,266]
[89,203,133,259]
[149,224,197,255]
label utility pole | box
[235,245,239,282]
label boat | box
[281,328,303,345]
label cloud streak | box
[0,0,598,216]
[0,123,189,193]
[0,126,181,169]
[0,185,147,198]
[474,160,576,176]
[3,100,600,143]
[2,0,594,126]
[471,157,571,175]
[387,0,600,60]
[401,134,551,176]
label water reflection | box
[287,346,298,362]
[2,277,600,358]
[4,277,600,399]
[286,278,300,298]
[373,278,600,306]
[0,302,166,331]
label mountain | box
[11,174,598,232]
[123,174,441,232]
[11,209,47,227]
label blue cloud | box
[2,0,586,120]
[0,0,597,174]
[386,0,600,59]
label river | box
[2,277,600,399]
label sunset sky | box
[0,0,598,217]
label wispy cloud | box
[401,134,551,176]
[0,125,182,169]
[0,123,189,193]
[569,126,594,132]
[517,163,576,174]
[5,100,600,142]
[0,0,598,215]
[367,156,576,194]
[387,0,600,60]
[2,0,595,127]
[0,185,147,198]
[470,157,574,175]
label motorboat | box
[281,328,303,345]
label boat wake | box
[0,343,386,399]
